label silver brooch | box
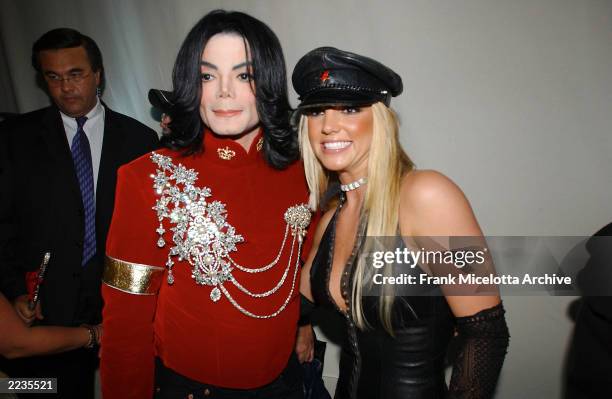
[150,152,312,318]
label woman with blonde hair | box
[294,47,509,398]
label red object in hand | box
[26,271,39,302]
[26,271,43,301]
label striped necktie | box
[71,116,96,265]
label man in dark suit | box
[565,222,612,399]
[0,28,159,398]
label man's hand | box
[13,294,43,325]
[295,324,315,363]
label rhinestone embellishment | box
[284,204,312,243]
[340,177,367,192]
[210,287,221,302]
[150,152,312,318]
[217,146,236,160]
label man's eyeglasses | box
[44,71,91,87]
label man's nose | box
[217,77,233,98]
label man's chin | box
[210,125,245,136]
[209,125,260,140]
[58,103,82,116]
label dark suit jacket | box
[565,223,612,398]
[0,104,159,326]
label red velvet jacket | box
[100,131,313,398]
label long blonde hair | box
[299,102,414,334]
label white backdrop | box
[1,1,611,397]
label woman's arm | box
[399,170,509,399]
[0,293,93,358]
[399,170,501,311]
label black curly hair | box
[163,10,298,169]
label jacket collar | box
[202,128,264,167]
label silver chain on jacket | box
[150,152,311,318]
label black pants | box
[154,354,303,399]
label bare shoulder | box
[399,170,481,237]
[400,170,467,208]
[400,172,499,315]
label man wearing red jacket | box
[101,10,316,399]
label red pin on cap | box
[320,70,330,83]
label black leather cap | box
[292,47,402,110]
[148,89,175,113]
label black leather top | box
[311,198,455,399]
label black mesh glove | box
[448,302,510,399]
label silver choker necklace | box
[340,177,367,192]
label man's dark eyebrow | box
[44,67,85,75]
[200,61,217,69]
[200,61,252,71]
[232,61,253,70]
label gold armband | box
[103,256,164,295]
